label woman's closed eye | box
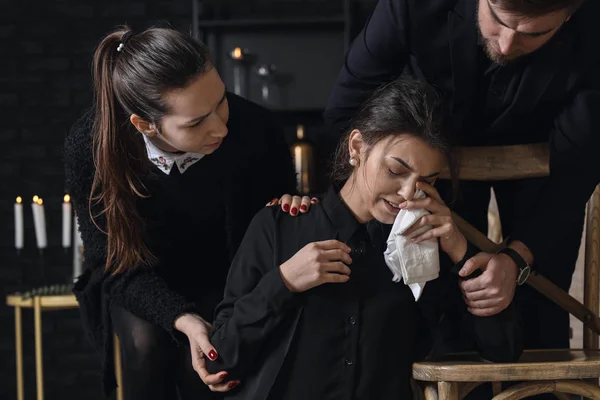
[388,168,408,177]
[189,118,206,128]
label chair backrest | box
[441,142,600,350]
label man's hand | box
[458,252,519,317]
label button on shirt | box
[268,189,421,400]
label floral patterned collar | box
[143,135,206,175]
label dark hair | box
[331,77,458,198]
[91,26,213,274]
[490,0,584,17]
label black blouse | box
[207,186,522,400]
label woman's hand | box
[400,181,467,263]
[174,313,240,392]
[279,240,352,292]
[266,195,318,216]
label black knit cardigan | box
[64,93,296,396]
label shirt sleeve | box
[421,246,523,363]
[207,208,297,379]
[323,0,410,134]
[64,114,197,341]
[450,245,524,362]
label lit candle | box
[38,197,47,249]
[14,196,24,250]
[62,194,72,248]
[229,47,246,96]
[32,196,47,249]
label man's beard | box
[475,6,520,65]
[480,35,517,65]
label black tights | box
[111,305,222,400]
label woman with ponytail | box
[64,26,302,399]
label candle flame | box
[33,195,39,203]
[37,198,43,205]
[16,196,22,204]
[233,47,242,59]
[64,194,71,203]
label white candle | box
[38,198,47,249]
[14,196,24,250]
[32,196,47,249]
[31,195,41,248]
[62,194,72,248]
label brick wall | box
[1,1,376,398]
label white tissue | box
[383,190,440,301]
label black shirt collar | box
[321,185,361,244]
[321,186,391,250]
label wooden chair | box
[412,143,600,400]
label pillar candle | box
[32,196,47,249]
[62,194,72,248]
[14,196,23,250]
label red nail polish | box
[220,372,229,379]
[282,204,290,212]
[270,198,278,205]
[300,205,307,212]
[228,381,240,388]
[208,349,217,361]
[291,207,298,215]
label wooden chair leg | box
[492,382,502,396]
[423,383,439,400]
[438,382,459,400]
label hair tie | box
[117,30,136,52]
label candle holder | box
[227,47,254,97]
[256,63,276,105]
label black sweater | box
[64,94,296,396]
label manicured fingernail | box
[311,197,318,203]
[228,380,240,388]
[270,198,278,205]
[291,207,298,215]
[282,204,290,212]
[300,205,307,212]
[208,349,217,360]
[219,372,229,379]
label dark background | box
[0,0,376,398]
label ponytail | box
[89,26,213,275]
[90,28,157,274]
